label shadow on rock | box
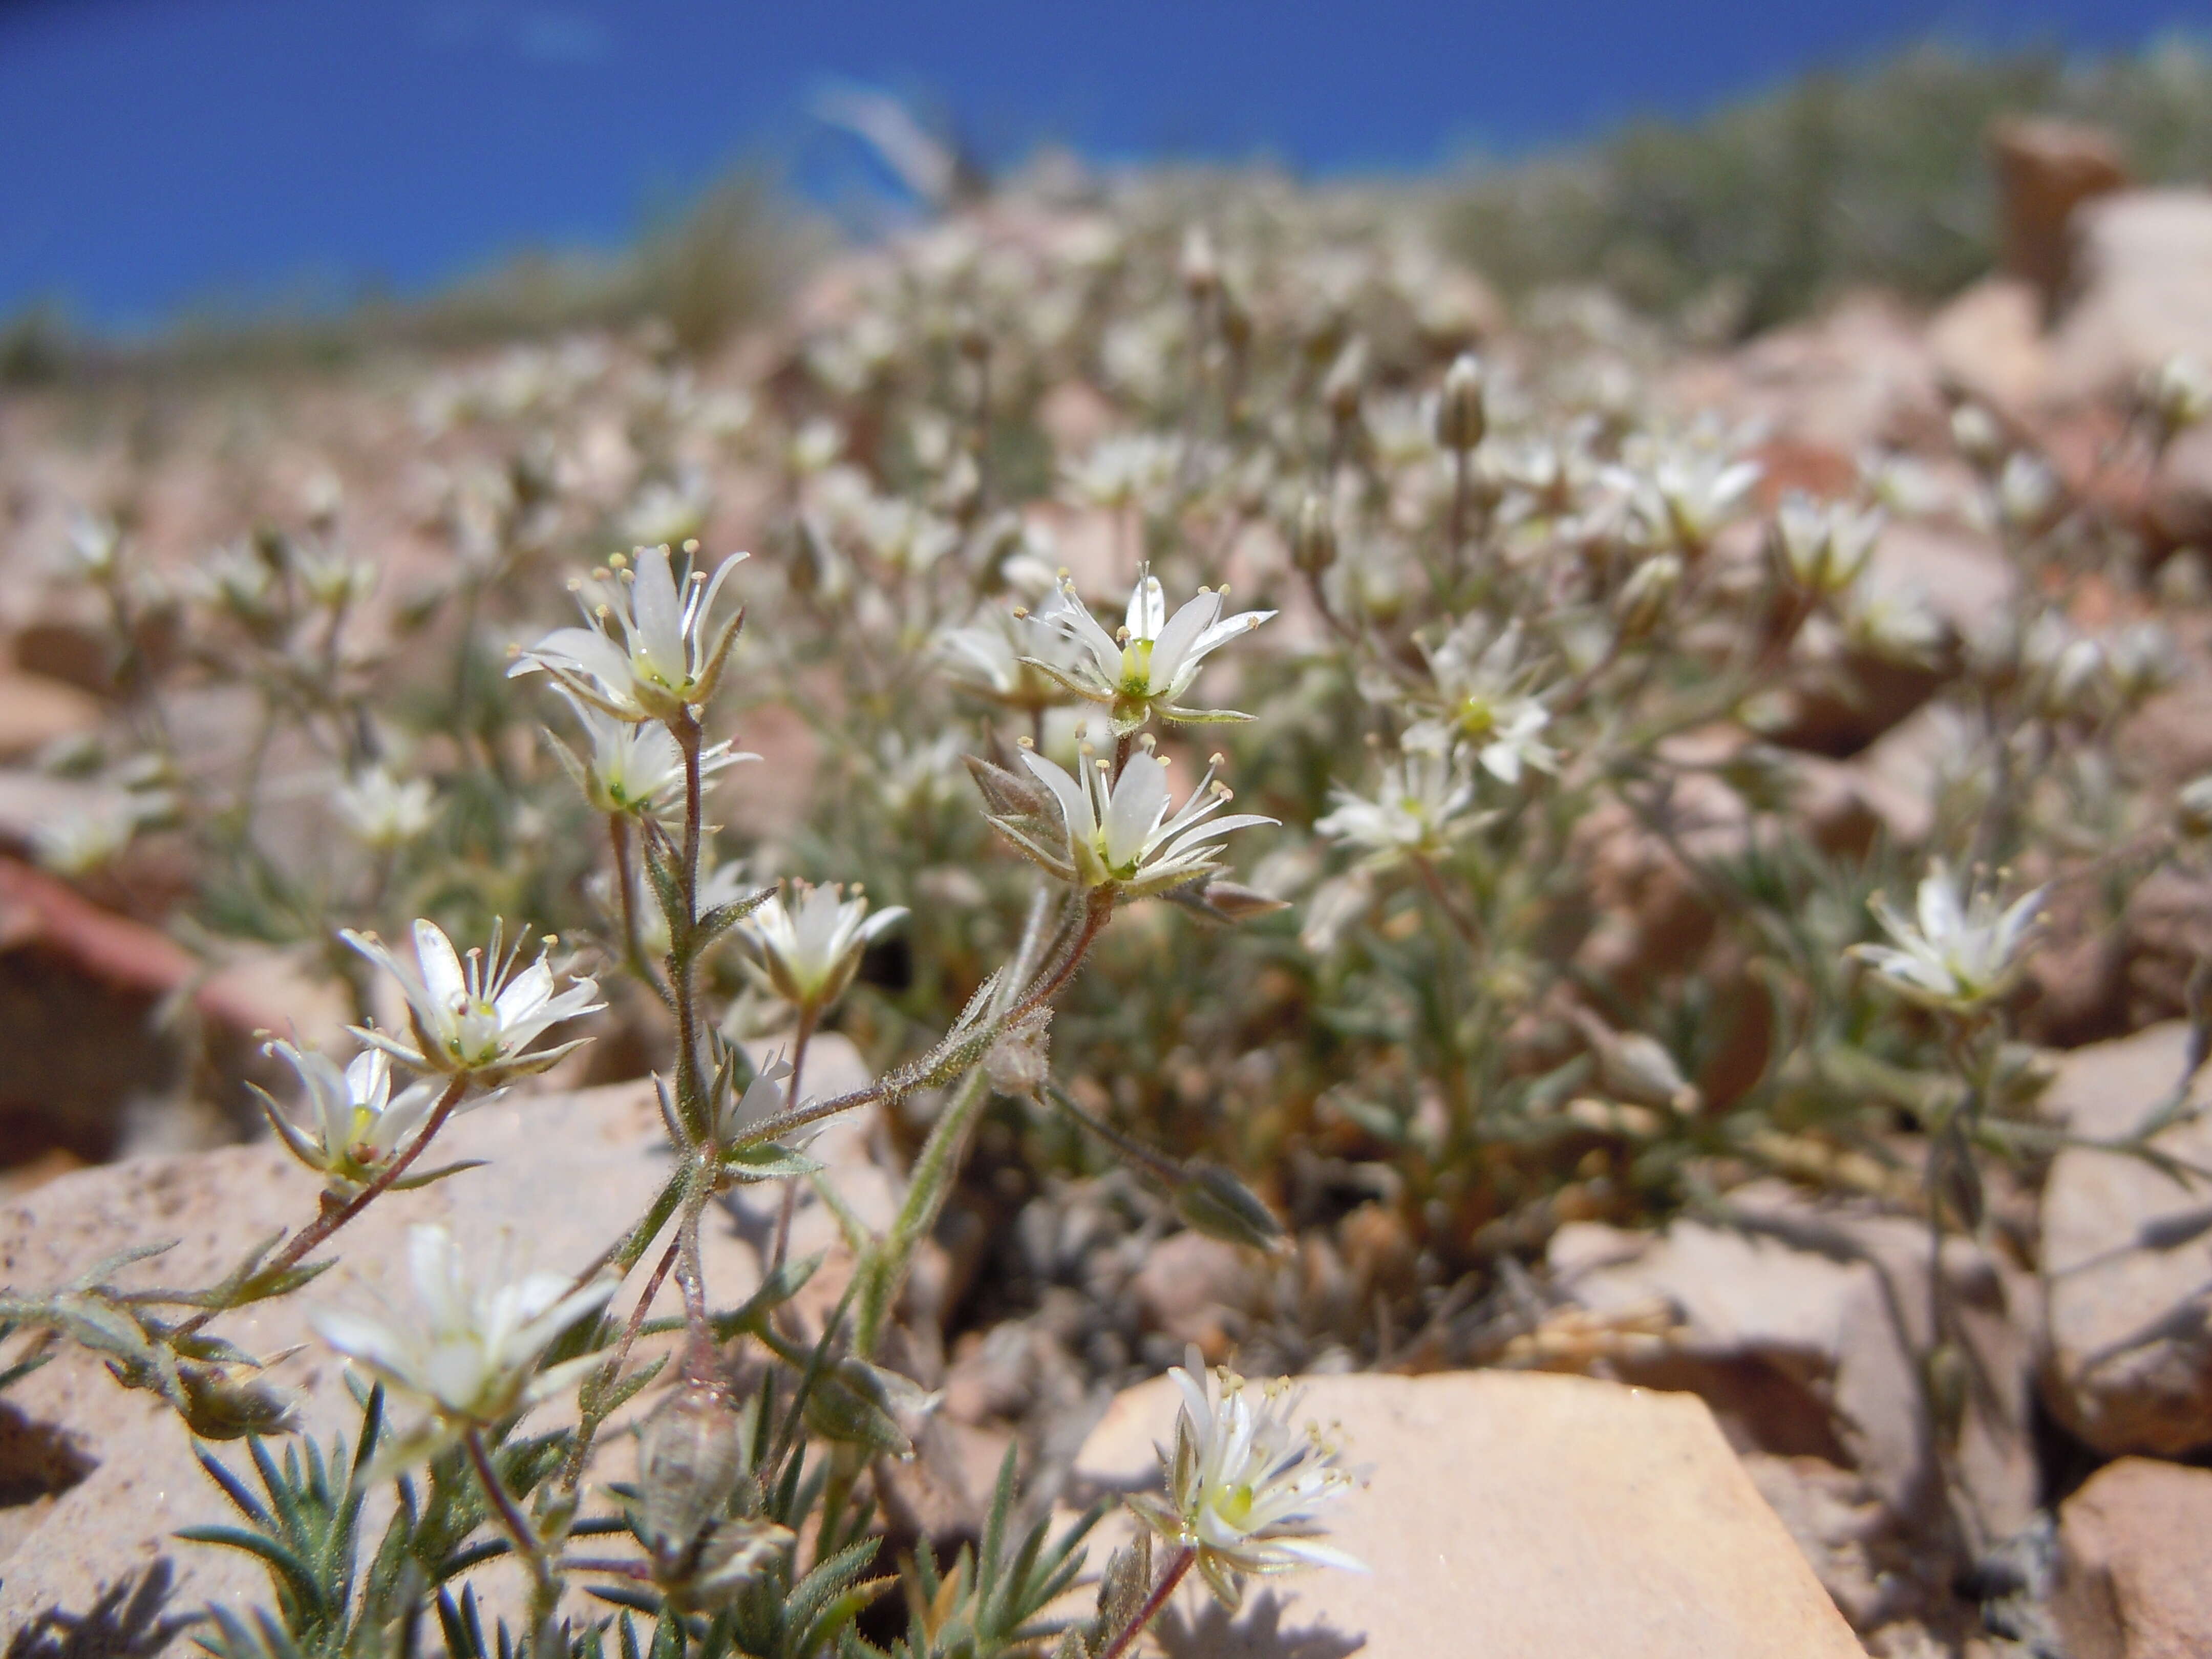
[1153,1589,1366,1659]
[5,1560,200,1659]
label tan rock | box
[1680,294,1946,455]
[2039,1023,2212,1456]
[0,1068,897,1639]
[0,671,101,762]
[1863,521,2017,637]
[0,859,361,1165]
[1067,1369,1866,1658]
[2052,1457,2212,1659]
[1130,1230,1268,1363]
[1989,119,2130,312]
[1926,277,2050,413]
[1551,1184,2038,1543]
[2046,190,2212,406]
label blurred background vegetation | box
[8,35,2212,388]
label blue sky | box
[0,0,2198,328]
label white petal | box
[413,920,467,1015]
[629,545,688,680]
[1020,750,1096,840]
[1148,591,1220,692]
[1126,573,1166,641]
[1918,868,1963,944]
[494,958,555,1027]
[1103,759,1170,870]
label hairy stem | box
[730,886,1096,1154]
[174,1074,469,1340]
[854,886,1095,1354]
[1098,1546,1196,1659]
[465,1426,558,1633]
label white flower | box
[940,605,1079,713]
[509,543,748,723]
[1771,495,1882,598]
[293,543,376,611]
[335,768,436,850]
[2103,621,2180,706]
[1316,751,1485,861]
[2145,353,2212,440]
[717,1052,793,1143]
[254,1043,445,1196]
[1021,569,1274,736]
[618,476,712,550]
[1615,446,1761,551]
[737,882,907,1012]
[65,511,121,580]
[33,802,141,876]
[1061,433,1179,511]
[545,692,754,819]
[1402,618,1558,784]
[1997,452,2061,531]
[1841,579,1946,666]
[311,1224,619,1467]
[992,746,1275,899]
[1128,1348,1363,1609]
[342,918,602,1084]
[2020,611,2110,720]
[1851,862,2045,1009]
[850,497,960,574]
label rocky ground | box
[4,120,2212,1656]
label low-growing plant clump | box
[2,103,2211,1657]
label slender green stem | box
[608,814,649,982]
[557,1231,682,1500]
[669,710,709,1145]
[1041,1081,1183,1186]
[768,1006,820,1274]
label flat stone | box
[2052,1457,2212,1659]
[0,1071,877,1641]
[1067,1368,1866,1658]
[2046,190,2212,405]
[2039,1023,2212,1456]
[1927,277,2050,413]
[1551,1185,2038,1544]
[0,671,102,762]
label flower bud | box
[1290,495,1338,576]
[2178,774,2212,839]
[1322,337,1367,424]
[1950,403,2005,471]
[966,751,1054,819]
[1612,552,1682,640]
[1997,452,2061,532]
[1189,878,1293,922]
[984,1007,1052,1098]
[1180,225,1220,299]
[2144,353,2212,445]
[179,1365,301,1440]
[1174,1160,1285,1251]
[675,1517,791,1612]
[1433,353,1487,453]
[640,1380,743,1563]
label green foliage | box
[877,1448,1104,1659]
[1444,35,2212,327]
